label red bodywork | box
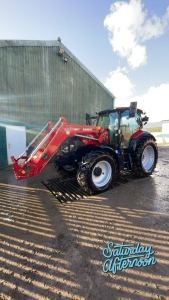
[132,129,148,139]
[11,117,108,180]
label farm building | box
[144,120,169,143]
[0,39,115,168]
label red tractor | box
[11,102,158,194]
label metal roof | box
[144,121,162,128]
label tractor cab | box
[96,102,146,148]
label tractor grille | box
[42,172,135,203]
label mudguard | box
[129,130,156,153]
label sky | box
[0,0,169,122]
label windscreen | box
[120,110,141,147]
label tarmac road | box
[0,146,169,300]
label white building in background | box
[162,121,169,134]
[144,120,169,144]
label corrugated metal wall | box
[0,40,115,167]
[0,41,114,125]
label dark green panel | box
[0,126,7,168]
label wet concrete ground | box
[0,146,169,300]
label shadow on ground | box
[0,146,169,300]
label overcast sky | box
[0,0,169,121]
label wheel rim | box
[92,160,112,187]
[141,145,155,171]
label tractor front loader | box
[11,102,158,194]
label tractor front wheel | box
[77,152,116,194]
[131,139,158,177]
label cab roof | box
[98,107,143,115]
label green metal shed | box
[0,39,115,168]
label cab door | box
[97,112,119,145]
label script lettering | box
[102,241,156,274]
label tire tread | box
[77,151,115,194]
[131,138,158,177]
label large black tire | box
[77,151,116,194]
[131,139,158,177]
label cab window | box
[97,112,118,128]
[97,112,119,144]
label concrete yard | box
[0,146,169,300]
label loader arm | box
[11,117,108,180]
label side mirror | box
[86,113,91,125]
[129,102,137,118]
[142,116,149,122]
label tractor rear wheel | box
[131,139,158,177]
[77,151,116,194]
